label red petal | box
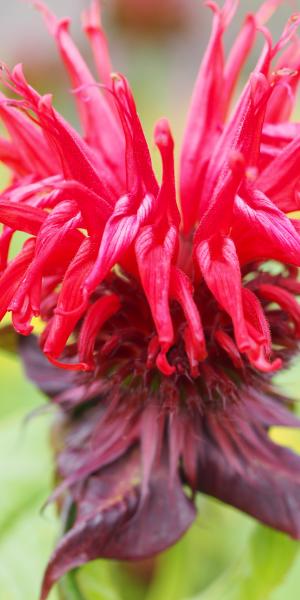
[54,179,111,235]
[9,201,83,315]
[0,201,46,235]
[200,72,272,219]
[233,188,300,265]
[265,37,300,123]
[0,226,13,272]
[214,329,243,369]
[242,288,270,346]
[78,294,121,369]
[0,92,60,177]
[257,132,300,212]
[222,0,282,119]
[83,193,155,296]
[180,0,237,232]
[38,96,117,203]
[42,239,95,358]
[222,13,256,120]
[33,0,123,169]
[196,234,250,352]
[135,224,177,373]
[0,239,35,322]
[82,0,112,88]
[112,75,159,197]
[154,118,180,227]
[170,266,206,363]
[242,287,281,372]
[195,151,245,243]
[5,65,117,204]
[258,283,300,337]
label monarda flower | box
[1,0,300,598]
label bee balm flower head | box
[1,1,300,598]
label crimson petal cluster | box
[1,1,300,598]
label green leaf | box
[238,526,299,600]
[145,498,254,600]
[187,524,299,600]
[273,549,300,599]
[75,561,122,600]
[0,351,59,600]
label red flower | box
[1,1,300,598]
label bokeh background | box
[1,1,300,599]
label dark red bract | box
[1,1,300,598]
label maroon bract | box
[1,1,300,598]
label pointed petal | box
[4,65,117,203]
[214,329,243,369]
[180,1,236,232]
[9,201,83,315]
[198,414,300,538]
[0,201,46,235]
[78,294,121,369]
[265,37,300,123]
[33,0,123,163]
[0,239,35,321]
[258,284,300,337]
[0,94,60,177]
[54,179,111,235]
[170,266,206,364]
[140,404,164,498]
[0,226,13,272]
[19,334,74,397]
[196,234,281,373]
[42,239,94,359]
[82,0,112,87]
[195,151,245,243]
[154,118,180,227]
[256,132,300,212]
[37,95,117,203]
[196,234,250,352]
[242,287,282,372]
[222,14,257,119]
[200,72,272,219]
[40,450,195,600]
[222,0,283,118]
[233,188,300,265]
[255,0,285,24]
[83,193,155,296]
[135,224,177,373]
[112,75,159,197]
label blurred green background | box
[1,1,300,599]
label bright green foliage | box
[0,350,59,600]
